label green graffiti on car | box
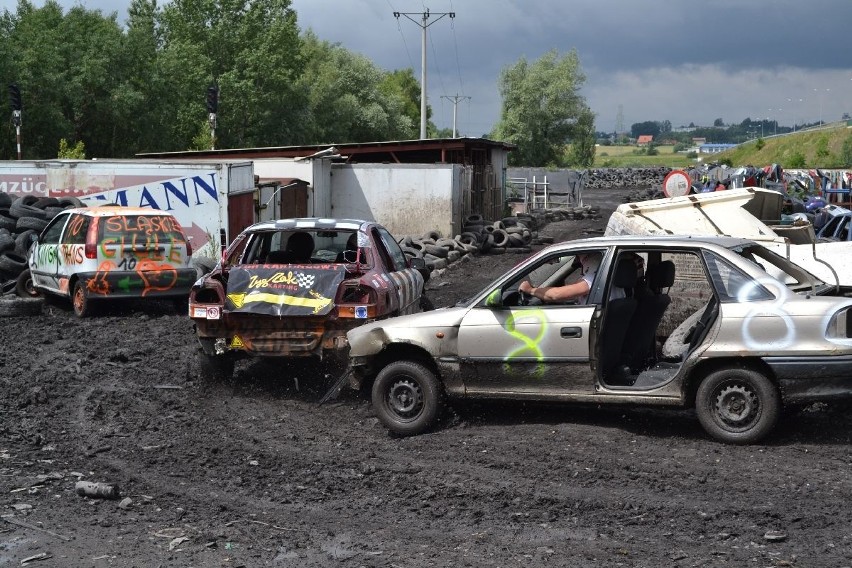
[502,308,547,378]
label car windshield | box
[731,243,829,294]
[238,229,372,266]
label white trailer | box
[0,159,258,258]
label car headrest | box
[613,257,638,288]
[648,260,675,289]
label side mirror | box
[485,289,503,307]
[409,256,430,282]
[341,249,359,263]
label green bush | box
[787,151,806,169]
[57,139,85,159]
[755,138,765,150]
[840,134,852,167]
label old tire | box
[0,231,13,252]
[16,216,48,232]
[0,297,43,316]
[16,269,40,298]
[72,280,92,317]
[371,360,443,436]
[14,230,38,256]
[198,352,235,383]
[0,252,27,277]
[695,368,780,444]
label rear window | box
[100,214,186,243]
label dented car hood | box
[605,187,852,288]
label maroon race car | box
[189,218,429,381]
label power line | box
[386,0,416,71]
[392,8,455,139]
[449,2,465,97]
[441,94,471,137]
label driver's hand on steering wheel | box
[518,280,535,303]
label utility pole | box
[206,85,219,150]
[393,9,455,139]
[8,84,22,160]
[440,94,471,137]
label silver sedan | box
[347,235,852,444]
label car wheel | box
[695,368,780,444]
[72,280,93,317]
[15,269,40,298]
[198,352,235,383]
[371,360,443,436]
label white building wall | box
[330,163,459,237]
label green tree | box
[4,1,77,158]
[297,31,414,143]
[109,0,164,155]
[57,138,85,158]
[160,0,305,149]
[379,68,425,139]
[492,48,591,167]
[566,107,595,167]
[631,121,660,139]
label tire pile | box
[0,193,84,296]
[622,187,665,203]
[585,167,671,190]
[399,212,553,275]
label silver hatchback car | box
[347,235,852,444]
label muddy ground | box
[3,188,852,568]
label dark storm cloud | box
[8,0,851,134]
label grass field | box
[593,145,694,168]
[591,121,852,169]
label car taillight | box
[337,283,378,319]
[84,217,100,259]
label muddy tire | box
[371,360,443,436]
[0,252,27,277]
[16,269,40,298]
[0,231,13,252]
[199,352,235,383]
[14,229,38,256]
[695,368,780,444]
[72,280,93,317]
[0,297,43,316]
[16,216,48,232]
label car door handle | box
[561,327,582,338]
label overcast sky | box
[4,0,852,136]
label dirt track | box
[3,189,852,567]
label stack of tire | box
[398,214,541,274]
[0,194,84,296]
[530,205,601,222]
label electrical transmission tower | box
[393,9,455,139]
[440,94,471,137]
[615,104,625,138]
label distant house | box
[699,143,738,154]
[637,135,654,146]
[692,137,707,145]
